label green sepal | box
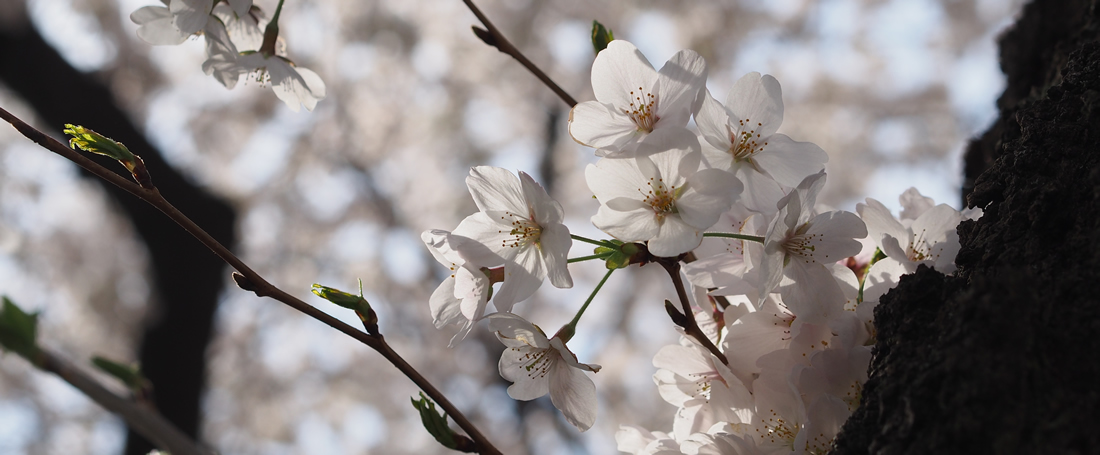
[591,20,614,53]
[311,280,379,335]
[92,356,147,392]
[595,240,638,269]
[0,296,39,359]
[63,124,136,164]
[411,392,477,452]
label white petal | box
[169,0,213,35]
[429,276,463,329]
[131,6,189,45]
[227,0,252,17]
[648,216,703,257]
[451,213,508,266]
[899,187,935,221]
[540,223,573,289]
[493,247,545,310]
[655,49,708,124]
[725,72,784,138]
[568,101,643,151]
[591,40,658,109]
[591,203,659,243]
[500,350,551,400]
[857,198,908,251]
[752,133,827,188]
[804,210,868,262]
[518,171,563,225]
[695,90,734,154]
[466,166,527,215]
[548,355,598,431]
[489,313,549,348]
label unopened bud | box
[591,20,614,54]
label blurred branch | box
[463,0,578,107]
[32,348,213,455]
[0,106,503,455]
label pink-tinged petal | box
[488,313,549,348]
[540,223,573,289]
[862,258,906,303]
[451,213,508,266]
[591,40,658,109]
[568,101,642,150]
[518,171,563,225]
[910,204,963,244]
[591,203,660,242]
[466,166,527,215]
[656,49,708,124]
[493,247,545,309]
[422,229,462,267]
[169,0,213,35]
[857,198,908,251]
[753,133,827,188]
[648,216,703,257]
[695,90,735,154]
[454,266,489,320]
[131,6,189,45]
[548,356,598,431]
[725,72,784,138]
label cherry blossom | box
[569,40,708,157]
[236,52,327,112]
[858,192,967,273]
[451,167,572,310]
[489,313,600,431]
[421,230,490,346]
[586,128,741,257]
[696,73,827,213]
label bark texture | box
[833,1,1100,454]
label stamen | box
[624,87,659,132]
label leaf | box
[410,392,478,452]
[92,356,147,391]
[0,296,38,359]
[591,20,614,53]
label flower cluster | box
[130,0,325,111]
[423,39,978,445]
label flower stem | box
[702,232,765,243]
[658,259,729,365]
[568,253,609,264]
[559,268,614,342]
[570,234,616,247]
[259,0,287,56]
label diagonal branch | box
[462,0,578,107]
[658,259,729,366]
[0,106,502,455]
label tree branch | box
[462,0,578,108]
[658,259,729,366]
[0,106,502,455]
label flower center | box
[755,411,798,448]
[499,212,542,249]
[728,118,768,162]
[514,347,553,380]
[686,369,728,402]
[625,86,659,132]
[781,223,820,266]
[906,229,936,262]
[640,177,681,222]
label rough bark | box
[833,1,1100,453]
[0,13,236,455]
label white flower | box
[569,40,708,157]
[586,128,741,257]
[653,336,754,439]
[130,4,190,45]
[422,230,490,346]
[489,313,600,431]
[696,73,827,214]
[451,167,573,311]
[759,172,866,321]
[236,52,326,112]
[857,190,967,273]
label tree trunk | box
[833,0,1100,453]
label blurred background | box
[0,0,1022,453]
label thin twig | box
[32,349,212,455]
[0,106,502,455]
[658,259,729,365]
[462,0,578,107]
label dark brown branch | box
[31,349,212,455]
[0,106,502,455]
[657,259,729,366]
[462,0,578,108]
